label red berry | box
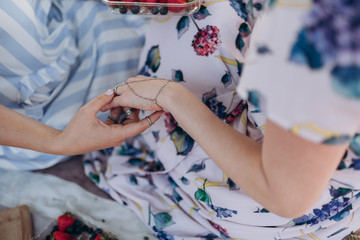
[167,0,186,13]
[141,0,157,4]
[52,231,73,240]
[95,233,105,240]
[57,212,75,232]
[124,0,138,8]
[140,0,158,12]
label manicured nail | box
[105,89,114,96]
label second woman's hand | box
[55,89,164,155]
[101,75,179,112]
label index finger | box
[83,90,115,115]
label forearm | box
[159,84,273,210]
[0,105,61,154]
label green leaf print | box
[172,69,184,82]
[176,16,190,39]
[239,22,251,38]
[268,0,277,7]
[247,90,262,108]
[187,159,207,173]
[145,45,161,73]
[89,172,99,184]
[129,174,138,185]
[170,127,195,155]
[193,5,211,20]
[289,29,323,69]
[254,207,269,213]
[337,160,347,170]
[153,212,175,229]
[194,188,210,204]
[236,59,243,76]
[235,34,244,52]
[221,71,232,87]
[331,65,360,99]
[127,158,146,168]
[322,135,351,145]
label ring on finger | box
[145,116,152,127]
[125,108,135,117]
[113,82,127,96]
[107,115,118,124]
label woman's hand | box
[55,90,163,155]
[0,90,163,156]
[101,75,176,112]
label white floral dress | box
[84,0,360,239]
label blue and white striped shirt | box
[0,0,146,170]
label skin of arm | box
[0,91,163,156]
[106,76,349,218]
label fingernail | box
[105,89,114,96]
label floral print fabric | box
[84,0,360,239]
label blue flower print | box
[293,197,353,225]
[349,158,360,170]
[207,98,227,119]
[202,88,227,119]
[289,0,360,99]
[153,226,175,240]
[209,205,238,218]
[329,186,353,199]
[229,0,249,22]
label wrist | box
[158,81,185,111]
[46,129,67,155]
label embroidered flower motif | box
[192,25,221,56]
[209,220,230,238]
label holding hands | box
[103,75,176,113]
[0,86,164,156]
[57,89,164,155]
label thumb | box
[85,89,114,115]
[114,111,164,138]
